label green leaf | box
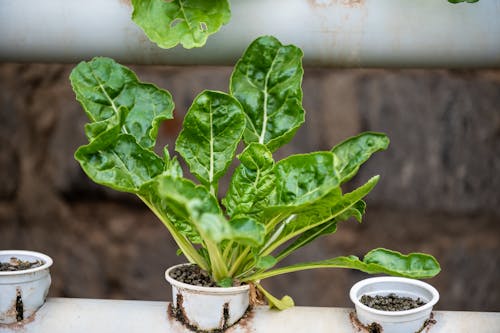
[256,284,294,310]
[273,152,340,206]
[262,177,379,257]
[230,217,266,247]
[75,133,164,193]
[230,36,305,152]
[176,90,245,192]
[246,248,441,281]
[331,132,389,183]
[152,176,265,247]
[255,255,277,270]
[362,248,441,278]
[131,0,231,49]
[223,143,275,219]
[70,57,174,148]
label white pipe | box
[0,0,499,67]
[0,298,499,333]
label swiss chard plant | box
[70,35,440,309]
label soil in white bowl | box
[0,257,44,272]
[360,293,426,311]
[168,264,218,287]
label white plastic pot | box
[350,277,439,333]
[165,264,250,331]
[0,250,53,324]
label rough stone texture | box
[355,71,500,213]
[0,63,498,312]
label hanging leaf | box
[332,132,389,183]
[131,0,231,49]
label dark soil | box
[360,293,426,311]
[169,265,218,287]
[0,257,43,272]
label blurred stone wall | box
[0,63,498,311]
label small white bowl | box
[165,264,250,331]
[0,250,53,324]
[350,277,439,333]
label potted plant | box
[69,35,440,331]
[349,277,440,333]
[0,250,53,324]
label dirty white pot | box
[350,277,439,333]
[165,264,250,331]
[0,250,53,324]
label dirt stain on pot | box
[219,303,230,330]
[416,313,437,333]
[350,312,382,333]
[15,288,24,322]
[167,294,253,333]
[225,308,254,333]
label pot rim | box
[165,263,250,294]
[349,276,439,317]
[0,250,53,276]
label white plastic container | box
[350,277,439,333]
[0,250,53,324]
[165,264,250,331]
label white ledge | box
[0,0,499,67]
[0,298,499,332]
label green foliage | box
[70,36,440,310]
[131,0,230,49]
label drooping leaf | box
[255,283,294,310]
[332,132,389,183]
[131,0,231,49]
[247,248,441,281]
[70,57,174,148]
[223,143,275,219]
[75,133,164,193]
[230,36,305,152]
[176,90,245,192]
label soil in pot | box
[360,293,426,311]
[0,257,44,272]
[168,264,218,287]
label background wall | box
[0,63,498,311]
